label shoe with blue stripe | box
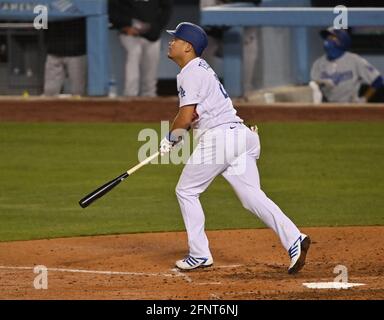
[288,233,311,275]
[176,255,213,270]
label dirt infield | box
[0,97,383,300]
[0,227,383,300]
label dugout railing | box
[201,0,384,97]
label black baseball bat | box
[79,151,159,208]
[79,172,128,208]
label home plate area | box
[0,227,383,299]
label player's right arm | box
[159,66,203,155]
[170,104,197,135]
[159,105,196,156]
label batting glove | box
[159,133,183,156]
[159,137,174,156]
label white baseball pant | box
[44,54,87,96]
[119,34,161,97]
[175,123,302,259]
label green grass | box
[0,122,383,241]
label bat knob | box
[79,199,90,208]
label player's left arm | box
[364,76,384,101]
[169,104,196,141]
[355,55,383,101]
[159,104,196,155]
[160,74,202,154]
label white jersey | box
[176,58,243,133]
[311,52,381,103]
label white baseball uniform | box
[175,57,302,259]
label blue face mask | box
[323,39,345,61]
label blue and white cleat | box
[288,233,311,275]
[176,255,213,270]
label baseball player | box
[311,27,384,103]
[160,22,310,274]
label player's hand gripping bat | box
[79,151,160,208]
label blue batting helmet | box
[167,22,208,56]
[320,27,351,50]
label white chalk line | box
[0,266,172,277]
[0,264,242,285]
[170,268,193,283]
[214,264,242,269]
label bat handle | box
[127,151,160,175]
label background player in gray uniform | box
[311,27,384,103]
[43,18,87,96]
[160,22,311,274]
